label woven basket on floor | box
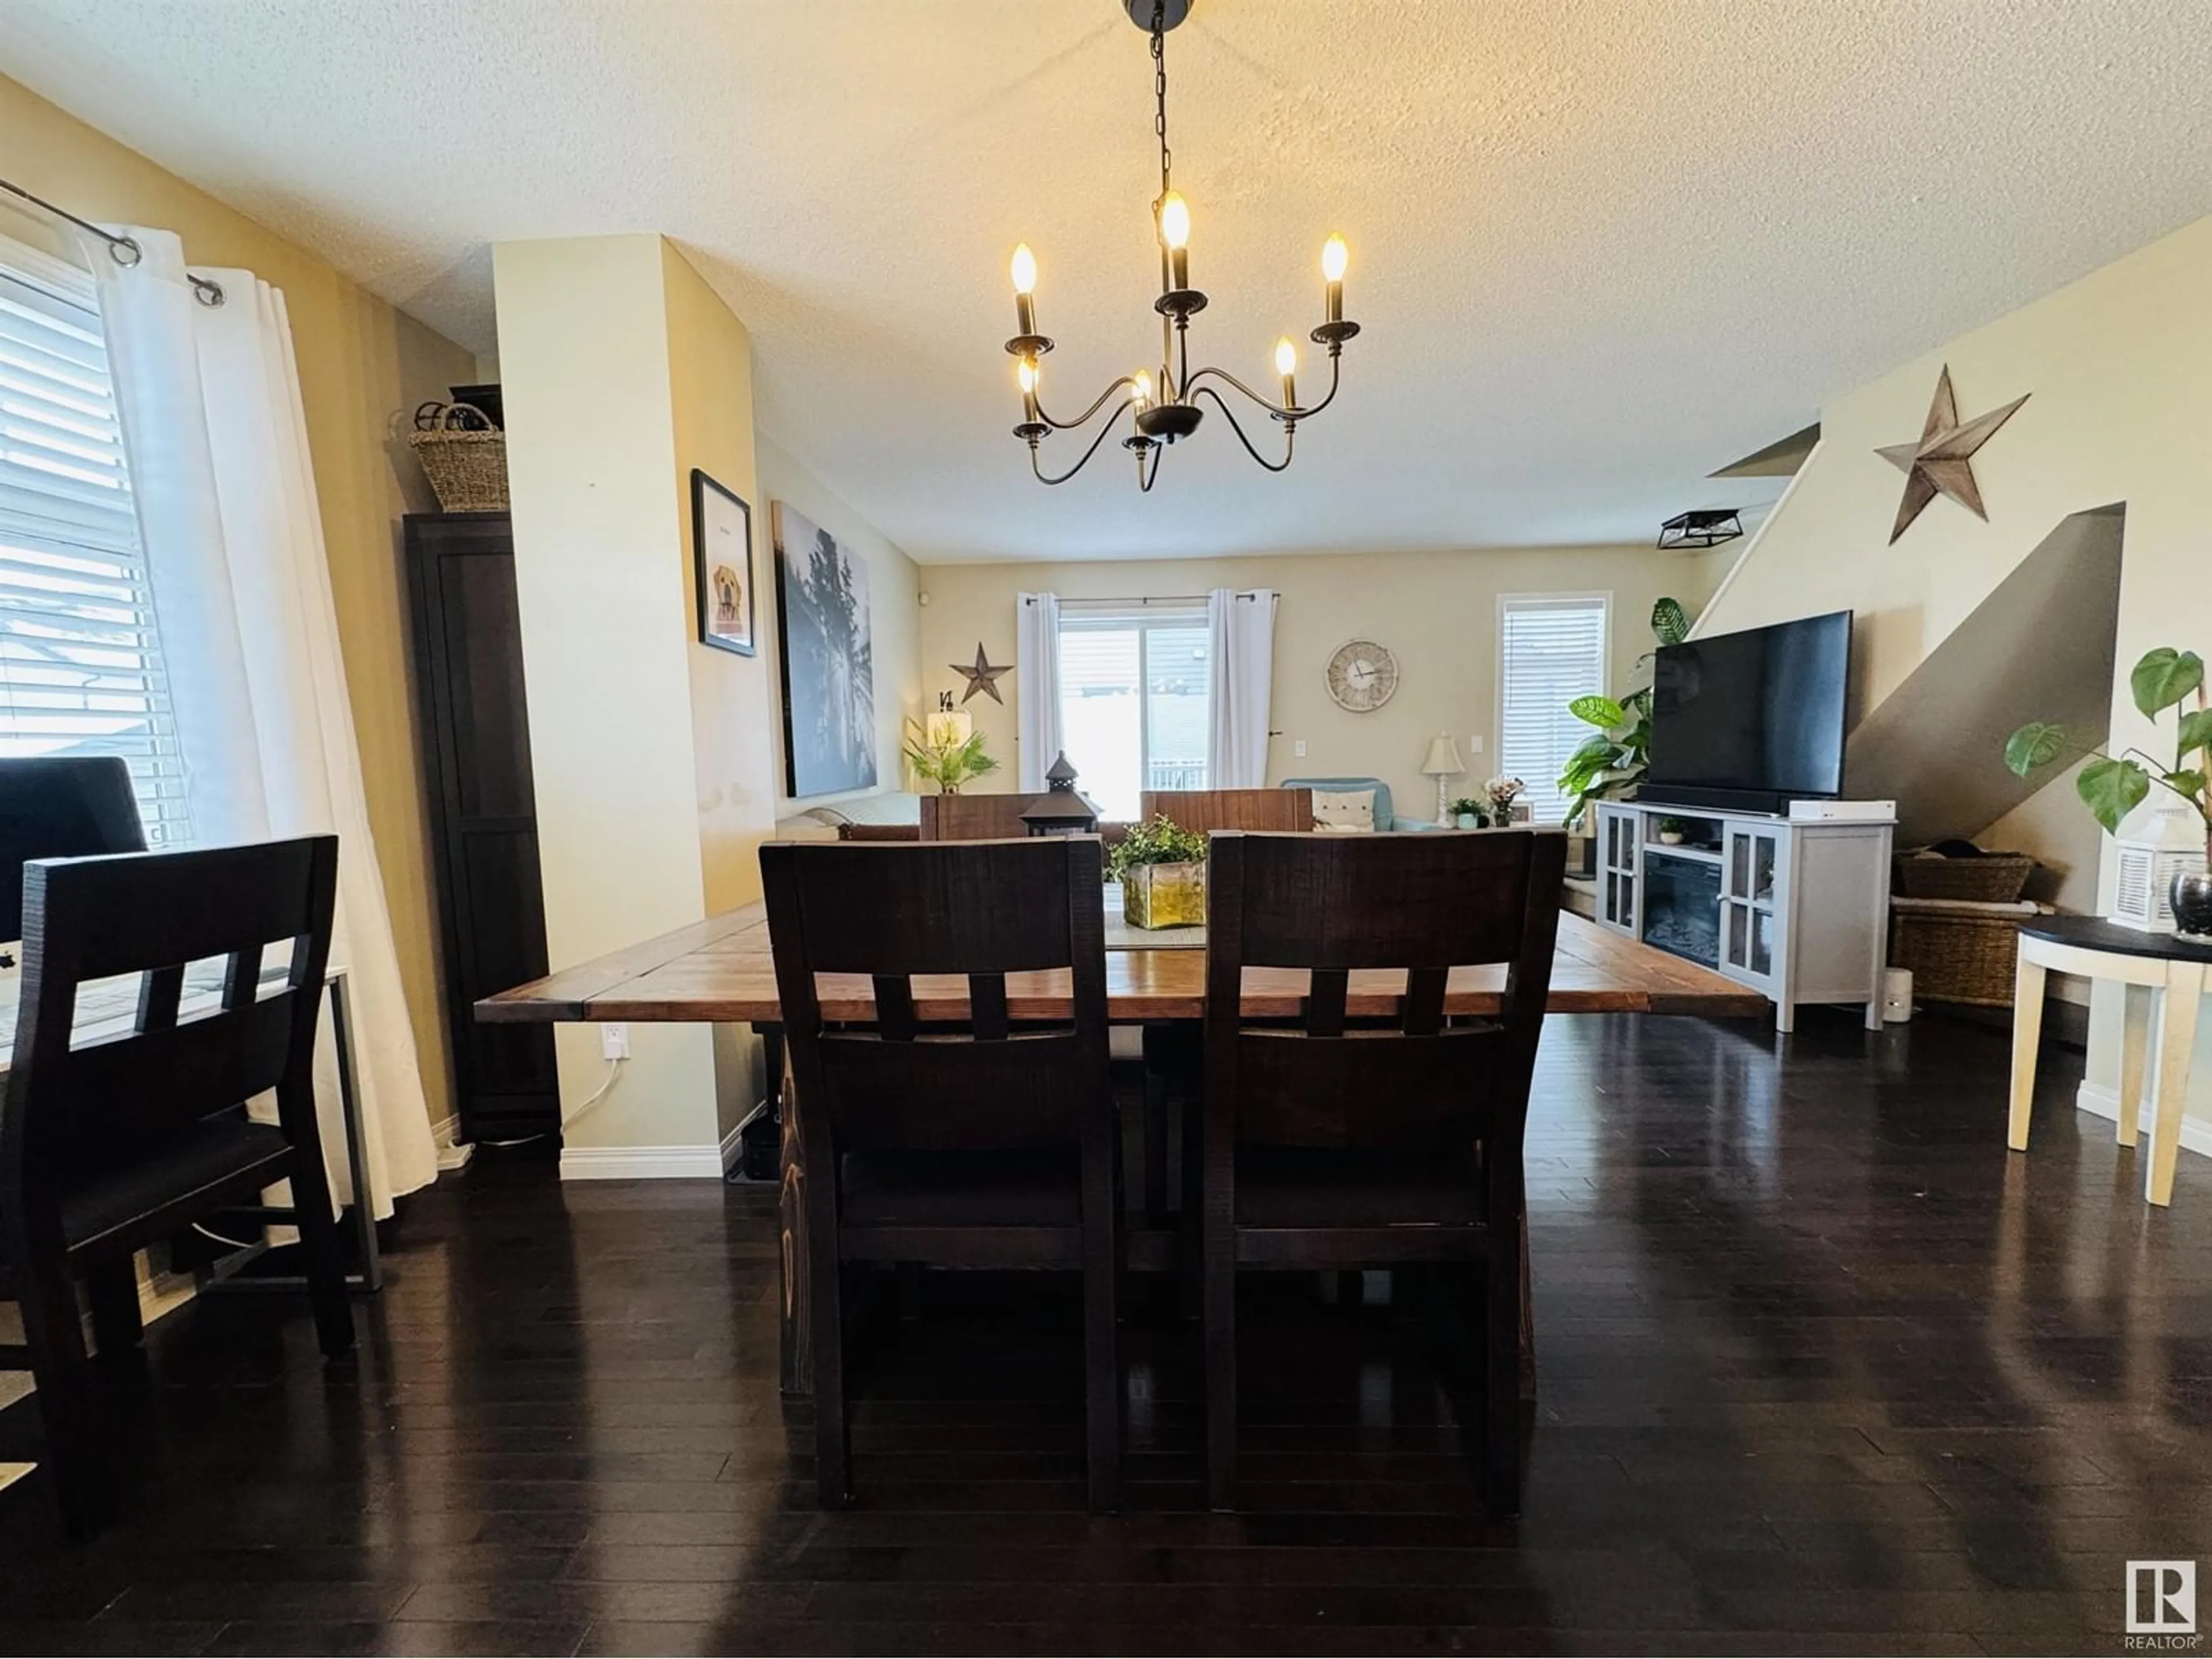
[1889,896,2041,1006]
[1893,848,2036,903]
[408,400,509,512]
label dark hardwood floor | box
[0,1009,2203,1656]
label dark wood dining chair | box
[1200,828,1565,1514]
[1140,788,1313,835]
[0,836,354,1535]
[761,835,1122,1511]
[917,793,1034,841]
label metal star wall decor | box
[1876,365,2029,543]
[950,641,1012,704]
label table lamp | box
[1421,733,1466,822]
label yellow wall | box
[1698,211,2212,1135]
[757,436,923,820]
[918,544,1731,820]
[1,74,472,1135]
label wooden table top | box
[478,903,1767,1025]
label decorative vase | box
[1657,830,1684,846]
[1123,861,1205,929]
[2173,866,2212,942]
[1455,812,1480,829]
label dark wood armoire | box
[404,512,560,1146]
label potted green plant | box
[902,724,999,794]
[1558,596,1692,830]
[2006,645,2212,937]
[1449,796,1485,830]
[1107,814,1209,929]
[1655,815,1687,846]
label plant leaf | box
[2131,647,2205,718]
[1650,596,1689,646]
[2163,768,2207,804]
[2077,756,2152,834]
[2004,722,2067,777]
[1569,694,1626,730]
[2177,707,2212,761]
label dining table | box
[480,888,1766,1397]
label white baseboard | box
[2075,1081,2212,1160]
[559,1141,725,1181]
[431,1112,474,1174]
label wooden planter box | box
[1122,861,1205,929]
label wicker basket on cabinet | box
[407,400,509,512]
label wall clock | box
[1325,639,1399,713]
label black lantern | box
[1657,508,1744,550]
[1021,751,1100,836]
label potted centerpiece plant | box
[902,724,999,794]
[2006,645,2212,937]
[1483,775,1527,827]
[1449,796,1485,830]
[1656,815,1687,846]
[1107,814,1209,929]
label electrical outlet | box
[1293,739,1307,757]
[600,1022,630,1060]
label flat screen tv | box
[1641,610,1852,813]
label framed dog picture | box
[691,469,755,656]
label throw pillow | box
[1310,787,1377,833]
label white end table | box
[2008,916,2211,1207]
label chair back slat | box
[1233,1026,1505,1147]
[1211,831,1547,971]
[813,1032,1082,1150]
[3,838,339,1177]
[1205,830,1565,1157]
[1305,968,1349,1037]
[763,838,1112,1164]
[872,975,918,1041]
[1141,789,1311,835]
[918,793,1035,842]
[770,840,1077,974]
[968,972,1010,1040]
[135,964,183,1036]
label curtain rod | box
[1040,592,1264,608]
[0,177,225,306]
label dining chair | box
[761,835,1122,1511]
[917,792,1035,841]
[1199,828,1565,1514]
[0,836,353,1536]
[1139,788,1313,835]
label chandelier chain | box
[1152,2,1171,199]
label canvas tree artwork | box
[773,502,877,797]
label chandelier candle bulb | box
[1274,337,1297,407]
[1010,243,1038,336]
[1158,191,1192,289]
[1017,357,1040,423]
[1322,233,1348,323]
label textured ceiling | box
[7,1,2212,563]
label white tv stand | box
[1591,799,1895,1033]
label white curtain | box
[96,228,438,1218]
[1015,591,1062,793]
[1207,588,1278,789]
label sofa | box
[1278,775,1438,832]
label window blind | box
[0,239,189,844]
[1498,595,1609,824]
[1055,602,1213,819]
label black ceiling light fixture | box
[1003,0,1361,492]
[1657,509,1745,551]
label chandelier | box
[1002,0,1361,491]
